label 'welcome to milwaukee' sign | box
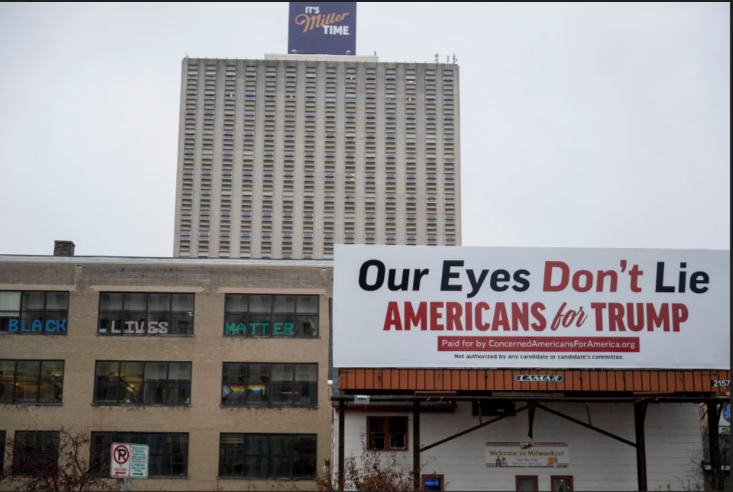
[288,2,356,55]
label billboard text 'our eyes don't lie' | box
[333,245,730,370]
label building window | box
[551,476,573,491]
[97,293,195,336]
[93,361,191,406]
[13,431,59,476]
[223,295,318,337]
[367,417,407,451]
[219,433,316,478]
[90,432,188,477]
[516,476,538,491]
[0,360,64,404]
[0,291,69,334]
[221,363,317,407]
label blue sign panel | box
[288,2,356,55]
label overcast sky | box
[0,3,729,256]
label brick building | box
[0,243,333,490]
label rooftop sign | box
[288,2,356,55]
[333,245,730,369]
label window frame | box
[89,431,189,477]
[223,294,319,338]
[366,416,408,451]
[516,475,538,491]
[551,476,574,491]
[92,361,192,406]
[97,292,195,336]
[0,290,70,335]
[218,433,317,479]
[0,360,64,404]
[13,431,60,476]
[221,362,318,408]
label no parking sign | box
[110,443,149,478]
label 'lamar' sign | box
[333,245,730,369]
[515,374,563,382]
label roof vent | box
[53,240,75,257]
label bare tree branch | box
[0,427,123,492]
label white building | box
[333,400,706,491]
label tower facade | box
[173,54,461,259]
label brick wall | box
[0,257,333,491]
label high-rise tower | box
[173,54,461,259]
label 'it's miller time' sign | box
[288,2,356,55]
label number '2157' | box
[712,380,730,387]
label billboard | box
[333,245,730,369]
[288,2,356,55]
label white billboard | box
[333,245,730,369]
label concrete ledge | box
[265,53,378,62]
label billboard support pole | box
[527,404,536,439]
[634,402,648,491]
[338,400,345,491]
[537,404,637,447]
[706,402,720,475]
[413,400,421,489]
[420,402,535,453]
[124,478,130,491]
